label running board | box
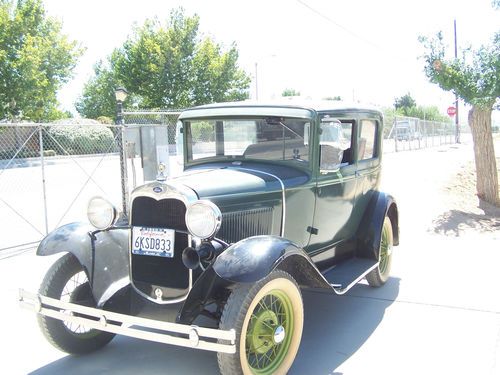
[322,258,378,295]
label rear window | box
[359,120,377,160]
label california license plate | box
[131,227,175,258]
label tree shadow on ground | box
[431,203,500,237]
[30,278,400,375]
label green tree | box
[402,105,449,122]
[282,88,300,97]
[394,93,417,114]
[75,60,119,119]
[76,9,250,117]
[420,31,500,205]
[0,0,82,121]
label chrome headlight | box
[87,197,117,230]
[185,200,222,240]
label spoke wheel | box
[245,291,294,373]
[218,271,303,375]
[37,253,115,354]
[366,216,393,287]
[378,220,391,275]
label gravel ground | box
[381,135,500,242]
[432,157,500,236]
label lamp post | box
[115,87,129,217]
[253,55,277,100]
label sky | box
[43,0,500,123]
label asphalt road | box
[1,138,499,375]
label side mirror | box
[320,144,343,172]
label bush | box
[97,116,114,125]
[45,125,115,155]
[192,121,215,142]
[0,149,38,160]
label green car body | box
[26,101,399,375]
[177,101,398,262]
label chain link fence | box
[1,110,462,252]
[122,110,182,188]
[0,121,123,251]
[383,115,461,153]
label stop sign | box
[447,106,457,116]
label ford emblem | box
[153,187,163,193]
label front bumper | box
[18,289,236,354]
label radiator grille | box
[218,207,274,243]
[130,196,189,300]
[131,196,187,231]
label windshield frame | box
[182,116,314,169]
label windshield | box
[184,117,310,165]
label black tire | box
[217,270,303,375]
[37,253,115,354]
[366,216,394,287]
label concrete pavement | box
[1,139,499,375]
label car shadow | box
[290,277,400,374]
[30,278,400,375]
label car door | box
[306,118,358,259]
[354,118,382,214]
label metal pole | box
[116,101,129,217]
[454,19,460,143]
[255,62,259,100]
[432,122,435,147]
[394,117,398,152]
[38,126,49,235]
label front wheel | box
[218,270,304,375]
[37,253,115,354]
[366,216,394,287]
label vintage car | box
[20,101,399,375]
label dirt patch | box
[431,158,500,236]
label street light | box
[115,87,128,125]
[115,87,128,102]
[115,87,129,217]
[254,55,277,101]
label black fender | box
[356,191,399,260]
[177,235,330,324]
[36,222,130,307]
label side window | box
[319,118,353,170]
[359,120,377,160]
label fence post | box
[432,122,435,147]
[38,125,49,235]
[394,117,398,152]
[117,123,129,217]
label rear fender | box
[36,222,130,307]
[356,192,399,260]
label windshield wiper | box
[265,117,304,140]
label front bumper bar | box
[18,289,236,354]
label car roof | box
[179,99,382,120]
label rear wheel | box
[217,270,303,375]
[37,253,115,354]
[366,216,393,287]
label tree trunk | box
[468,106,499,206]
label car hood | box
[171,163,310,199]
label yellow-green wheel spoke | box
[245,290,295,374]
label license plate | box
[131,227,175,258]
